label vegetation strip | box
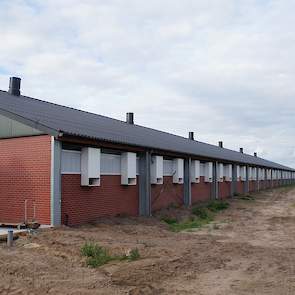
[162,200,230,232]
[81,242,140,268]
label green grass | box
[128,248,140,261]
[239,195,255,201]
[163,200,230,232]
[168,217,212,232]
[207,200,229,212]
[161,217,177,225]
[81,242,140,268]
[191,206,212,220]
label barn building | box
[0,77,294,226]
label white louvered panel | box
[163,160,173,176]
[101,153,121,175]
[61,150,81,174]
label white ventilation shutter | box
[204,162,213,183]
[173,158,184,184]
[218,163,224,182]
[191,160,200,183]
[151,155,163,184]
[121,152,137,185]
[81,147,101,186]
[225,164,232,181]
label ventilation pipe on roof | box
[219,141,223,148]
[189,132,194,140]
[254,152,257,157]
[8,77,21,96]
[126,112,134,124]
[240,148,244,153]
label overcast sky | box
[0,0,294,167]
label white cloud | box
[0,0,294,167]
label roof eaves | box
[61,131,294,170]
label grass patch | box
[161,217,177,225]
[168,217,211,232]
[239,195,255,201]
[207,200,229,212]
[81,242,140,268]
[128,248,140,261]
[163,200,230,232]
[191,206,212,220]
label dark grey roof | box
[0,90,293,171]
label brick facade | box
[191,177,212,204]
[219,179,231,199]
[236,180,244,194]
[0,134,289,227]
[151,176,183,212]
[0,135,51,225]
[249,181,256,192]
[61,174,139,226]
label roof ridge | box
[0,90,293,170]
[0,90,242,155]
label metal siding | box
[51,138,62,226]
[0,114,43,138]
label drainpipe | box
[184,157,192,207]
[244,165,249,195]
[232,164,237,196]
[211,161,218,200]
[139,151,151,216]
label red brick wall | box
[151,176,183,212]
[236,180,244,194]
[259,180,266,190]
[249,181,256,192]
[219,179,231,199]
[0,135,51,225]
[266,180,272,189]
[61,174,139,226]
[191,176,211,204]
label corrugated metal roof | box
[0,90,293,171]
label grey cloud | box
[0,0,294,167]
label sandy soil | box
[1,186,295,294]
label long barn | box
[0,77,294,226]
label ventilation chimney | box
[240,148,243,153]
[254,152,257,157]
[8,77,21,96]
[218,141,223,148]
[189,132,194,140]
[126,112,134,124]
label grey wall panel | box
[51,138,62,226]
[0,114,43,138]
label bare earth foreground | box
[1,187,295,294]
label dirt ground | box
[1,186,295,295]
